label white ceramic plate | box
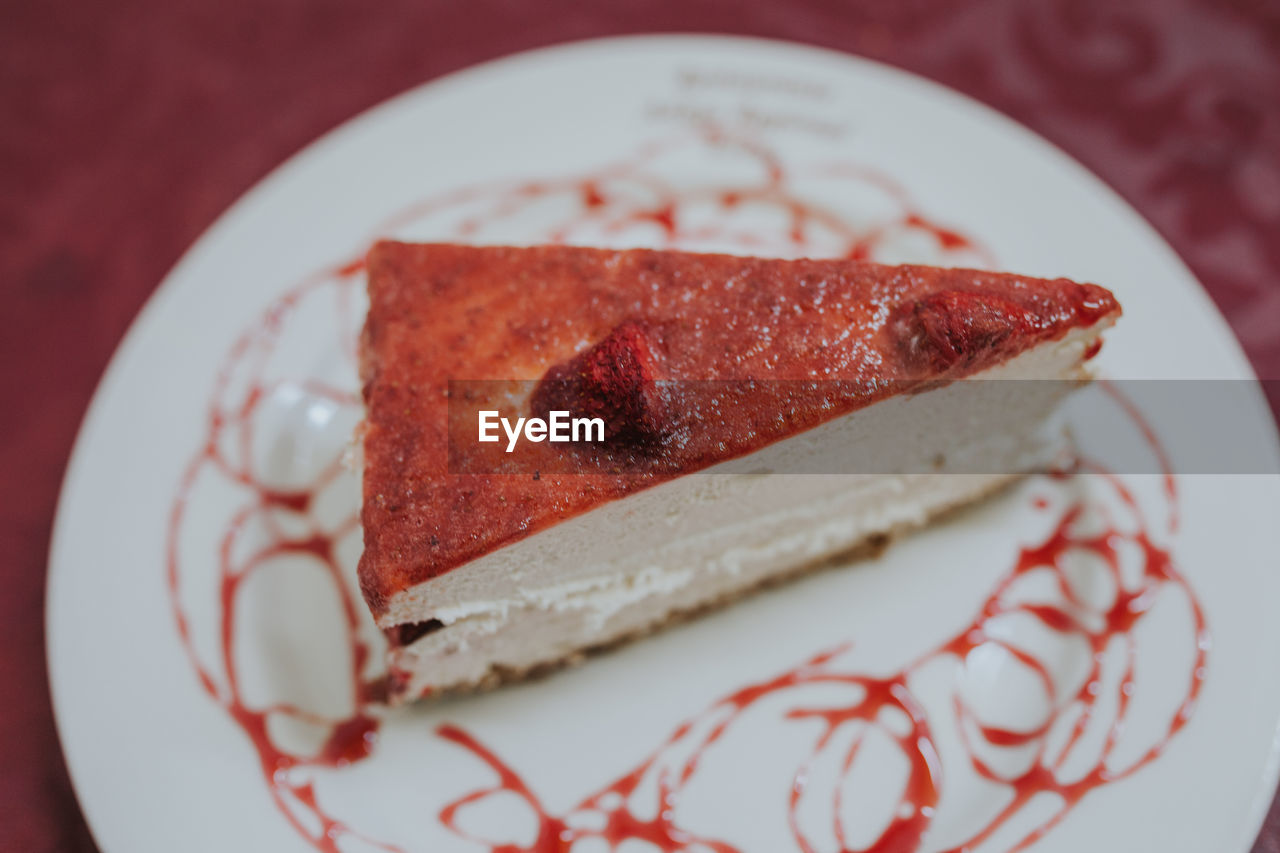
[48,35,1280,853]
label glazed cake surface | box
[357,242,1120,698]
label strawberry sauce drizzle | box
[165,130,1203,852]
[426,470,1201,853]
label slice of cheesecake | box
[358,242,1120,701]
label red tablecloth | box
[3,1,1278,851]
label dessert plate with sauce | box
[47,35,1280,853]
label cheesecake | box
[358,242,1120,701]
